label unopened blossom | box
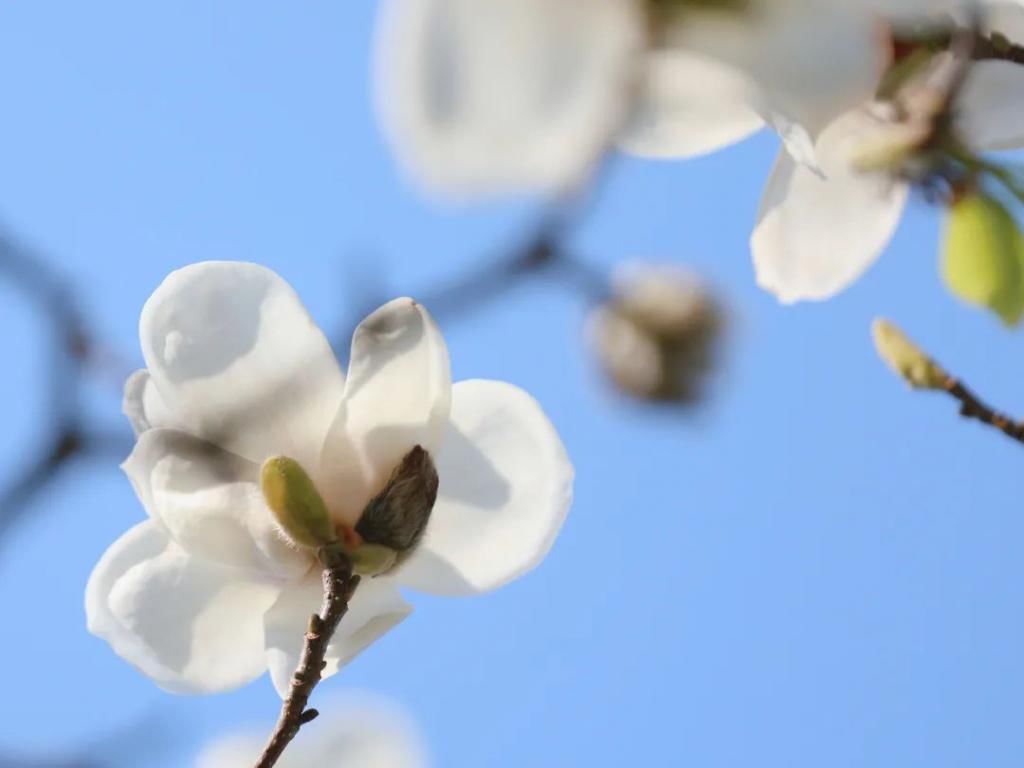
[374,0,884,197]
[588,262,722,402]
[87,262,573,697]
[195,694,427,768]
[751,0,1024,302]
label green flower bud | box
[941,192,1024,326]
[871,319,947,391]
[261,456,337,549]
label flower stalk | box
[873,319,1024,447]
[254,549,360,768]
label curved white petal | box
[140,262,344,470]
[752,108,910,303]
[618,49,763,159]
[196,695,427,768]
[123,428,310,579]
[86,521,281,694]
[319,299,451,524]
[957,60,1024,150]
[397,379,573,596]
[264,573,413,698]
[123,369,174,435]
[374,0,643,196]
[669,4,885,141]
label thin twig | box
[941,376,1024,445]
[255,554,360,768]
[894,24,1024,67]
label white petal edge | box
[751,108,911,303]
[319,298,451,524]
[618,49,764,159]
[86,521,281,694]
[123,369,174,436]
[122,428,310,579]
[957,59,1024,151]
[264,573,413,698]
[374,0,643,197]
[140,261,344,470]
[396,379,573,596]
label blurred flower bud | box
[588,263,723,403]
[941,191,1024,326]
[261,456,337,549]
[871,318,947,391]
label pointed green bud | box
[871,319,947,391]
[261,456,337,549]
[941,191,1024,326]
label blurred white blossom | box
[374,0,883,197]
[375,0,644,197]
[87,262,573,697]
[195,694,427,768]
[751,0,1024,302]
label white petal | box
[397,380,573,596]
[669,4,885,140]
[751,108,910,303]
[264,573,413,698]
[122,369,174,435]
[618,49,764,158]
[140,262,344,470]
[763,111,818,169]
[319,299,451,524]
[957,60,1024,150]
[86,522,280,694]
[122,428,310,579]
[374,0,643,196]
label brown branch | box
[971,30,1024,66]
[255,552,360,768]
[941,376,1024,445]
[894,24,1024,67]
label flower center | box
[260,446,439,576]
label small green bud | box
[941,191,1024,326]
[871,319,947,390]
[261,456,337,549]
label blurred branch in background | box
[0,704,174,768]
[873,318,1024,446]
[331,191,611,357]
[0,229,133,543]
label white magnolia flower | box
[87,261,573,697]
[195,694,427,768]
[374,0,884,197]
[751,0,1024,302]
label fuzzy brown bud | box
[355,446,439,556]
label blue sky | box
[2,3,1024,767]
